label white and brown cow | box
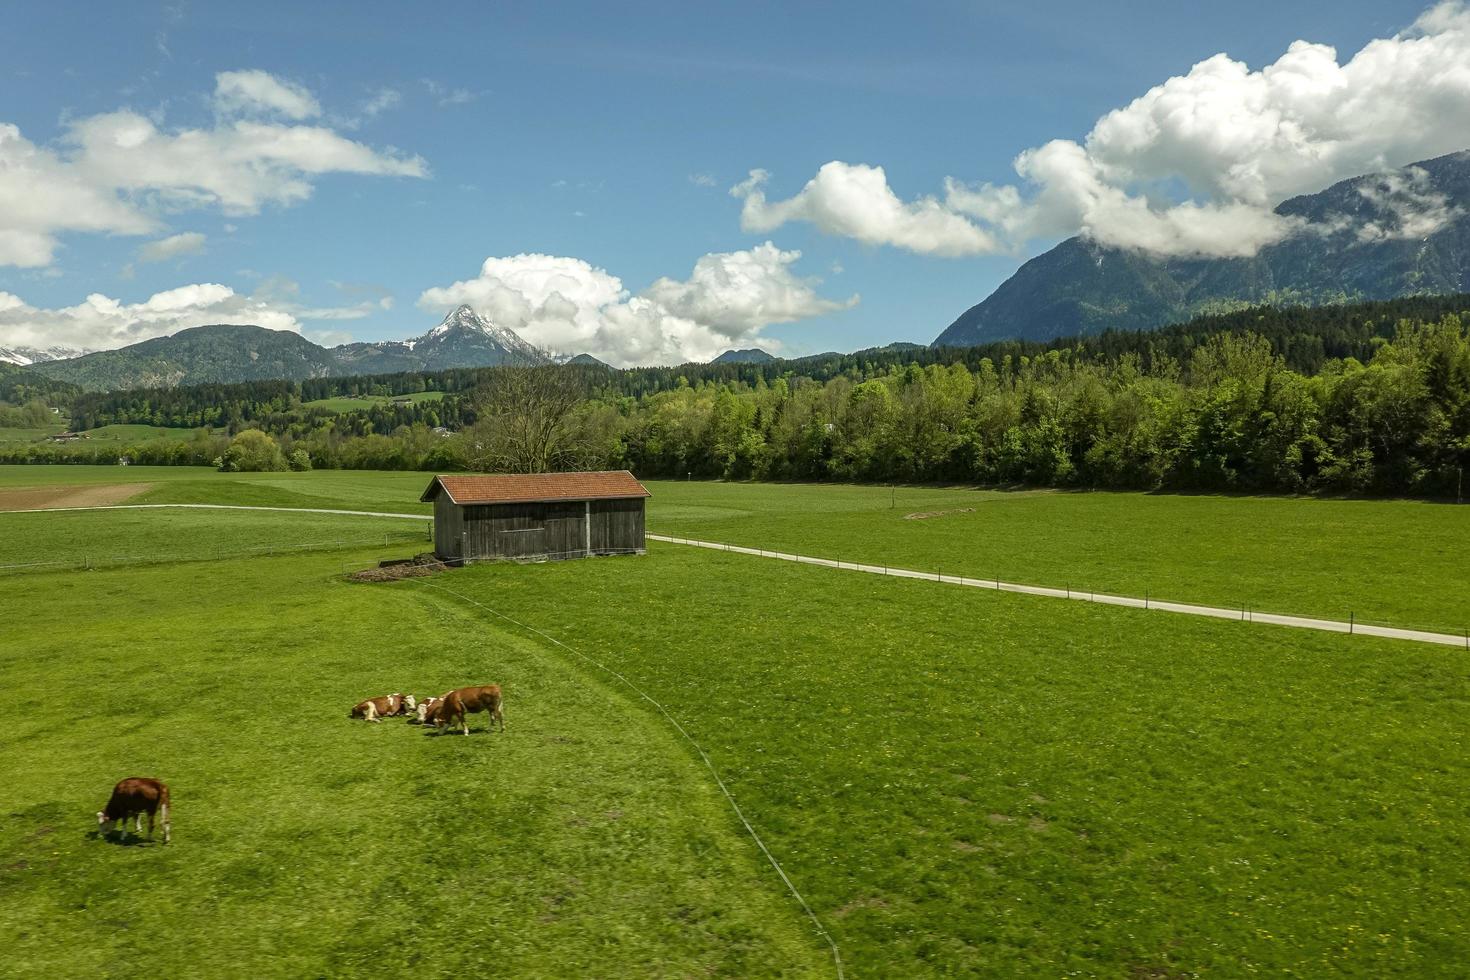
[349,693,416,722]
[422,685,504,736]
[98,777,171,844]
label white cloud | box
[734,164,1002,257]
[0,71,428,267]
[418,243,856,366]
[1354,166,1464,242]
[422,79,479,106]
[736,2,1470,259]
[688,172,718,188]
[214,69,321,120]
[0,284,302,351]
[137,231,206,263]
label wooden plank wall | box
[438,497,646,561]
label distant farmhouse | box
[421,471,649,563]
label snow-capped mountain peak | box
[0,344,91,366]
[419,305,547,364]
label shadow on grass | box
[89,829,164,847]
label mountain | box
[712,348,776,364]
[935,150,1470,346]
[0,344,90,366]
[30,305,550,391]
[564,352,612,368]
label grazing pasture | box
[646,481,1470,633]
[5,466,1462,630]
[1,540,825,977]
[301,390,447,412]
[4,470,1469,974]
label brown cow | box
[98,777,171,844]
[349,692,417,722]
[412,695,443,724]
[423,685,504,736]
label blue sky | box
[0,0,1458,364]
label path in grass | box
[5,466,1468,630]
[13,497,1464,649]
[649,533,1470,648]
[1,544,828,976]
[428,544,1470,977]
[645,481,1470,633]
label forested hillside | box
[6,297,1469,498]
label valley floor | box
[3,468,1468,975]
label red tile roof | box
[421,471,651,505]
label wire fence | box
[645,531,1470,650]
[0,529,431,577]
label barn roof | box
[421,471,651,505]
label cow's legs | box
[146,810,154,840]
[160,803,171,844]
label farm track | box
[647,533,1470,650]
[8,502,1463,649]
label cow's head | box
[402,694,418,713]
[96,809,108,828]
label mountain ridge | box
[934,149,1470,346]
[30,305,551,390]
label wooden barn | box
[421,471,650,563]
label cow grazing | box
[349,692,416,722]
[98,777,170,844]
[423,685,504,736]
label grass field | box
[645,482,1470,634]
[302,391,447,412]
[82,423,213,443]
[2,544,823,976]
[0,422,67,444]
[6,467,1462,631]
[4,488,1467,976]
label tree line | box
[3,297,1469,497]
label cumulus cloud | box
[0,284,302,351]
[736,2,1470,259]
[734,164,1002,256]
[214,69,321,120]
[418,243,856,366]
[0,71,427,267]
[137,231,206,263]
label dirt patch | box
[0,483,151,512]
[986,813,1014,825]
[348,553,447,583]
[903,507,975,521]
[952,840,982,853]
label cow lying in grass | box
[421,685,505,735]
[98,777,170,844]
[349,692,416,722]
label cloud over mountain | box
[418,243,855,366]
[734,1,1470,259]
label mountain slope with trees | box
[935,150,1470,346]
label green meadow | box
[301,390,447,412]
[3,468,1469,975]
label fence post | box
[1145,589,1149,610]
[1350,611,1354,635]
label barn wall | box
[440,494,646,562]
[590,498,645,554]
[433,494,463,559]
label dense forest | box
[3,296,1469,498]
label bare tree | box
[464,364,597,473]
